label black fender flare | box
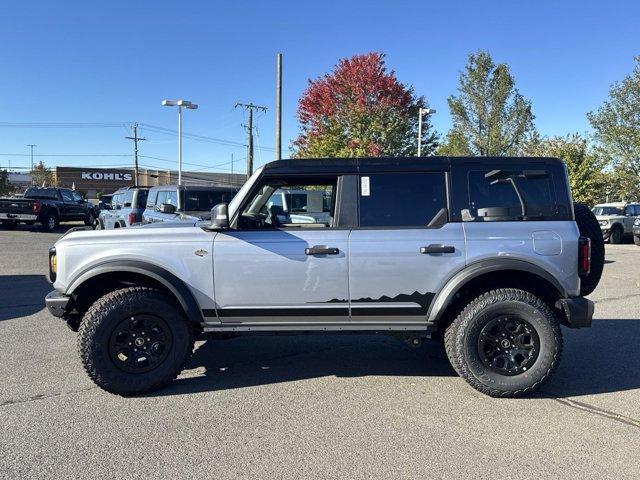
[426,258,568,323]
[66,260,204,323]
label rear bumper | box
[45,290,70,318]
[0,213,37,221]
[556,297,594,328]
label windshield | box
[228,167,263,217]
[181,189,236,212]
[592,206,623,215]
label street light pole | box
[162,99,198,186]
[177,105,183,185]
[417,108,436,157]
[27,144,36,185]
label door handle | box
[305,245,339,255]
[420,244,455,254]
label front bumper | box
[556,297,594,328]
[633,226,640,237]
[45,290,70,318]
[599,225,610,239]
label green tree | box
[293,52,437,158]
[0,169,11,196]
[30,161,55,186]
[587,56,640,200]
[438,50,535,156]
[522,133,607,205]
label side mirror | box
[210,203,229,229]
[159,203,176,214]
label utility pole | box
[125,123,146,185]
[417,108,436,157]
[275,53,283,160]
[235,102,267,179]
[27,144,36,185]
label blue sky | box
[0,0,638,174]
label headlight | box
[635,218,640,226]
[598,220,609,226]
[49,247,57,282]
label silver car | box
[98,187,148,229]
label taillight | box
[33,200,41,213]
[578,236,591,276]
[127,212,137,225]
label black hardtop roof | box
[262,156,565,175]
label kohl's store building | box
[54,167,245,199]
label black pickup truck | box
[0,187,95,231]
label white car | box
[592,202,640,244]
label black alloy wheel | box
[477,316,540,376]
[108,314,173,374]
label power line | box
[0,122,131,128]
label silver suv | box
[592,202,640,244]
[45,157,604,397]
[98,187,148,229]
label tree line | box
[293,51,640,204]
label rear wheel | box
[445,288,562,397]
[609,225,623,244]
[573,203,604,296]
[41,213,58,232]
[77,287,194,396]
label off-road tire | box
[573,203,604,296]
[609,225,623,244]
[77,287,195,396]
[84,210,96,227]
[444,288,562,397]
[634,235,640,246]
[41,213,58,232]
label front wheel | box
[77,287,195,396]
[445,288,562,397]
[85,210,96,227]
[609,226,623,244]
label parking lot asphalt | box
[0,225,639,479]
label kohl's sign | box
[81,172,133,181]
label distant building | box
[53,166,245,198]
[8,172,32,189]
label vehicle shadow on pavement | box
[151,318,640,398]
[542,318,640,397]
[0,274,50,321]
[153,335,456,396]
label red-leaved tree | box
[293,52,437,158]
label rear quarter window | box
[450,163,572,222]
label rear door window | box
[61,190,74,202]
[358,172,447,227]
